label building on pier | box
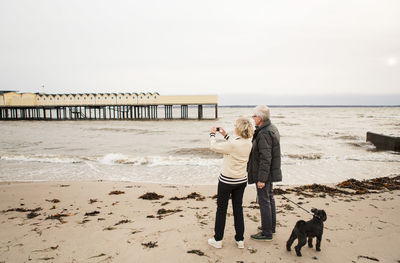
[0,91,218,120]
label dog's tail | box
[295,220,306,229]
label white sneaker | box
[236,240,244,249]
[208,238,222,249]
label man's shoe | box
[251,232,273,242]
[208,238,222,248]
[257,226,276,234]
[236,240,244,249]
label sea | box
[0,106,399,185]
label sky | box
[0,0,399,105]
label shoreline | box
[1,177,399,262]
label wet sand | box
[0,179,399,262]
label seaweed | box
[38,257,55,261]
[45,213,69,222]
[114,219,132,226]
[338,176,400,192]
[88,253,106,259]
[141,241,158,248]
[273,188,291,195]
[187,250,205,256]
[170,192,205,201]
[3,207,42,213]
[358,255,380,262]
[139,192,164,200]
[46,199,60,203]
[109,190,125,195]
[275,176,400,199]
[27,212,40,219]
[157,208,182,215]
[32,245,59,253]
[89,199,98,204]
[84,211,100,216]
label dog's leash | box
[279,194,314,216]
[279,193,327,224]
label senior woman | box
[208,117,254,249]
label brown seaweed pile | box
[109,190,125,195]
[139,192,164,200]
[187,250,205,256]
[337,176,400,192]
[170,192,205,201]
[274,175,400,197]
[141,241,158,248]
[45,213,70,223]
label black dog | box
[286,208,327,257]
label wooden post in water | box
[198,105,203,119]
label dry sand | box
[0,180,399,263]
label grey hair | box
[253,105,270,122]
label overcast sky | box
[0,0,399,105]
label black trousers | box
[214,181,247,241]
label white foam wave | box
[96,153,221,166]
[0,153,222,167]
[0,154,82,164]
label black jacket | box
[247,120,282,184]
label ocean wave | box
[283,153,323,160]
[0,153,82,164]
[169,147,222,159]
[347,141,376,150]
[87,127,164,134]
[96,153,221,166]
[342,155,400,162]
[0,153,222,167]
[336,135,360,140]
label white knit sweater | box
[209,134,252,179]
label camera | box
[216,127,220,132]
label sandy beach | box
[1,178,399,263]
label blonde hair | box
[253,105,270,122]
[235,117,254,139]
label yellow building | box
[0,92,218,107]
[87,93,96,105]
[20,93,37,106]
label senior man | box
[247,105,282,241]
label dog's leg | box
[295,234,306,257]
[286,231,296,252]
[308,236,313,248]
[316,234,322,251]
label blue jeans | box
[256,182,276,237]
[214,181,247,241]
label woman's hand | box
[210,126,217,133]
[218,127,227,137]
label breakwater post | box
[367,132,400,152]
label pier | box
[0,92,218,120]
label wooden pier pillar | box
[215,104,218,119]
[181,105,188,119]
[198,105,203,119]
